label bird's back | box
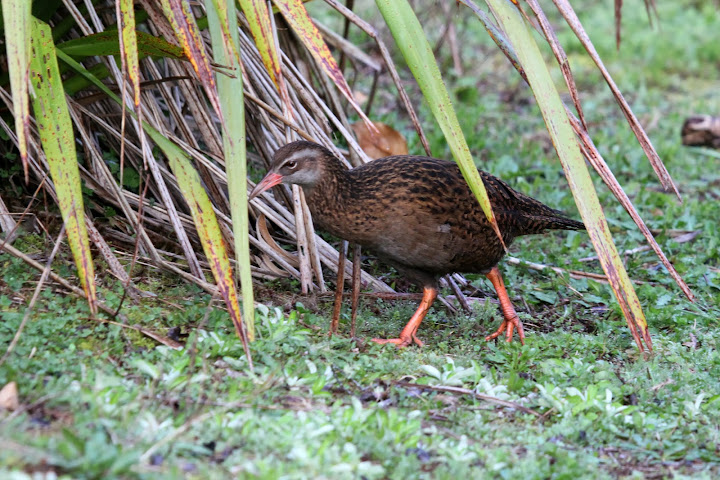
[307,155,582,275]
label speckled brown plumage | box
[250,141,584,346]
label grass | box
[2,0,720,478]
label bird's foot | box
[371,335,424,348]
[485,314,526,345]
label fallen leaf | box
[650,378,675,391]
[682,332,698,350]
[352,121,408,159]
[681,115,720,148]
[673,230,701,243]
[0,381,19,411]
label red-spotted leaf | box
[117,0,141,111]
[2,0,32,181]
[239,0,280,86]
[273,0,375,131]
[29,18,97,314]
[116,0,143,184]
[55,48,253,362]
[209,0,242,66]
[160,0,225,125]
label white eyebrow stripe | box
[283,150,316,165]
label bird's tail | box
[505,198,585,236]
[505,209,584,237]
[479,170,585,235]
[532,214,585,232]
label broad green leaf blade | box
[487,0,651,351]
[2,0,32,180]
[57,30,185,98]
[160,0,225,125]
[207,0,255,341]
[58,30,186,59]
[209,0,241,66]
[146,124,252,364]
[375,0,505,247]
[273,0,374,130]
[29,18,97,315]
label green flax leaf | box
[487,0,651,352]
[29,18,97,314]
[2,0,32,179]
[207,0,255,340]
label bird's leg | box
[372,286,437,348]
[484,266,526,345]
[329,241,348,337]
[350,244,362,338]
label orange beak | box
[249,172,284,201]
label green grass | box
[2,0,720,478]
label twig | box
[87,317,182,350]
[0,392,60,427]
[350,244,362,337]
[330,240,348,336]
[578,230,700,262]
[505,256,609,283]
[650,378,675,392]
[446,274,471,313]
[394,381,541,417]
[0,195,18,244]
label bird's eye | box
[286,160,298,170]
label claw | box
[373,286,436,348]
[485,314,525,345]
[484,267,526,345]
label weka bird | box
[250,141,584,347]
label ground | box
[1,1,720,479]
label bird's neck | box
[303,156,351,228]
[302,155,347,197]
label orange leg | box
[484,266,526,345]
[329,241,348,337]
[372,286,437,348]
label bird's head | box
[249,141,334,200]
